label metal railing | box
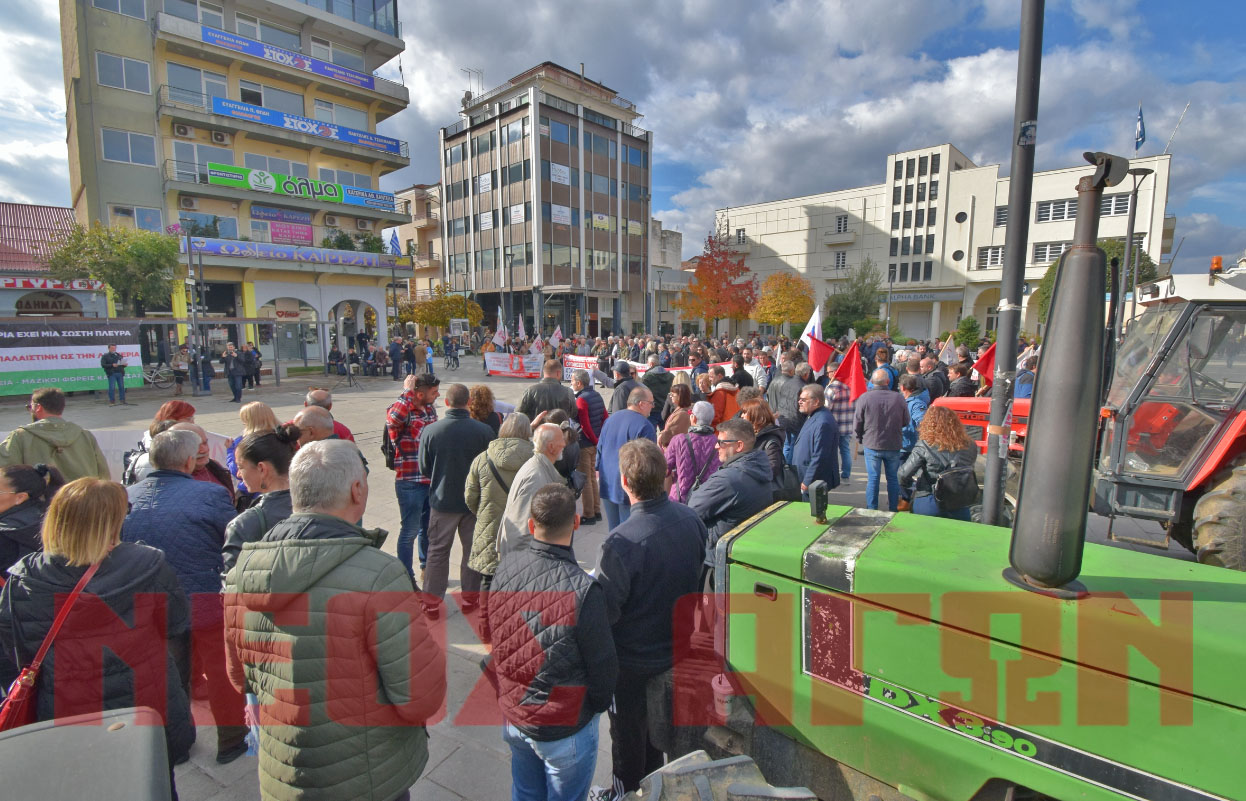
[410,207,440,224]
[290,0,401,38]
[157,86,409,159]
[620,121,650,140]
[443,118,468,137]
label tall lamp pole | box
[1121,167,1153,338]
[181,221,202,398]
[655,268,664,334]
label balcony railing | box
[410,207,440,225]
[620,121,650,140]
[157,86,410,160]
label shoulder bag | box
[680,433,715,503]
[1,562,101,732]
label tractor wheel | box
[1191,456,1246,571]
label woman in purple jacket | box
[664,401,720,503]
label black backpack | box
[934,465,978,510]
[380,424,396,470]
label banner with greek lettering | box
[0,321,141,396]
[207,163,396,213]
[210,97,402,155]
[200,26,375,90]
[485,352,542,379]
[561,353,729,381]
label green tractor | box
[645,155,1246,801]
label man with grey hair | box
[225,439,445,800]
[123,429,244,763]
[792,383,841,496]
[497,423,567,558]
[303,388,355,441]
[687,417,773,552]
[571,368,606,524]
[853,368,910,511]
[292,405,335,447]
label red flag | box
[807,335,833,373]
[972,342,996,387]
[831,341,868,402]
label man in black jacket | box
[688,418,774,558]
[418,383,495,609]
[220,342,246,403]
[488,485,617,801]
[596,439,706,798]
[947,363,978,397]
[608,360,643,414]
[517,359,576,419]
[100,343,128,405]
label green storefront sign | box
[206,163,344,203]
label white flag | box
[492,323,508,348]
[549,325,563,350]
[939,332,957,366]
[798,304,822,349]
[517,315,527,340]
[530,338,543,354]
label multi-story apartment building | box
[391,182,442,297]
[60,0,411,362]
[439,62,652,338]
[719,144,1174,340]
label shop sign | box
[250,205,313,225]
[200,26,374,90]
[15,291,82,313]
[210,97,402,155]
[183,236,405,269]
[206,163,396,213]
[0,277,104,291]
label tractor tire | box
[1191,456,1246,571]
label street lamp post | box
[655,268,664,335]
[1120,167,1154,338]
[180,220,202,398]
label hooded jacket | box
[641,367,674,424]
[0,501,43,574]
[0,418,110,482]
[687,448,775,552]
[224,514,443,801]
[465,437,533,576]
[0,543,195,763]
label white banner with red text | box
[485,351,543,379]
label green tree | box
[1031,238,1157,324]
[354,233,384,253]
[956,315,982,347]
[322,229,356,250]
[824,257,885,338]
[46,223,179,315]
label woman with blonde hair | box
[227,401,280,502]
[898,406,979,520]
[0,478,194,783]
[468,384,504,435]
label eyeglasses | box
[715,438,739,448]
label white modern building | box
[718,144,1174,340]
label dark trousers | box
[391,358,401,380]
[176,629,247,755]
[609,666,664,796]
[228,374,244,401]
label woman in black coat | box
[0,463,64,573]
[0,478,195,783]
[740,398,786,482]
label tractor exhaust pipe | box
[1005,152,1127,594]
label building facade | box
[439,62,652,339]
[719,144,1174,340]
[647,217,687,336]
[60,0,412,362]
[391,182,442,297]
[0,203,111,318]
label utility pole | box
[983,0,1045,526]
[1122,167,1153,333]
[183,226,202,398]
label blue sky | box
[2,0,1244,269]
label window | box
[906,157,915,178]
[736,229,746,245]
[899,263,909,282]
[928,208,936,226]
[243,153,308,178]
[995,206,1008,226]
[834,252,847,270]
[627,182,644,201]
[609,140,617,160]
[628,145,643,166]
[240,80,303,115]
[901,238,910,256]
[198,0,222,27]
[902,210,912,229]
[472,131,495,156]
[917,182,927,202]
[505,119,526,144]
[101,128,156,166]
[474,171,496,194]
[892,185,902,205]
[904,184,914,203]
[96,52,150,93]
[309,37,365,72]
[501,160,530,185]
[583,109,616,129]
[912,235,922,255]
[450,217,466,236]
[94,0,145,19]
[1100,194,1131,216]
[1033,241,1071,263]
[923,261,932,281]
[919,156,928,177]
[889,237,898,257]
[888,264,897,282]
[925,234,934,252]
[893,160,903,180]
[836,214,849,234]
[1036,198,1076,223]
[109,204,162,231]
[173,141,232,180]
[314,99,367,130]
[891,211,900,230]
[549,120,570,144]
[977,245,1004,268]
[929,180,939,200]
[167,62,226,106]
[318,168,371,189]
[445,143,464,166]
[915,209,925,228]
[930,153,941,173]
[592,133,608,155]
[179,210,237,238]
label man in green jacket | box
[224,439,445,801]
[0,388,110,481]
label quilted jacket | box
[664,428,720,503]
[224,513,444,801]
[465,437,533,576]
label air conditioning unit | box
[179,196,199,211]
[210,130,232,145]
[324,214,339,227]
[355,219,372,231]
[173,123,195,139]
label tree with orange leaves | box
[672,234,757,334]
[753,272,814,335]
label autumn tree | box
[46,223,179,315]
[1031,238,1158,324]
[672,234,757,333]
[753,272,814,334]
[412,282,484,329]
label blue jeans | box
[912,493,972,521]
[106,373,126,403]
[228,374,244,401]
[839,434,853,480]
[782,432,797,464]
[395,480,430,575]
[502,715,600,801]
[864,447,901,512]
[601,496,631,532]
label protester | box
[596,387,658,530]
[226,401,279,502]
[304,388,356,441]
[688,351,708,376]
[596,439,706,799]
[0,388,110,481]
[1015,355,1037,400]
[688,417,774,559]
[947,363,977,397]
[664,400,720,504]
[465,413,533,637]
[657,383,694,448]
[739,399,786,482]
[730,353,754,389]
[873,347,898,390]
[221,424,300,575]
[171,344,191,395]
[694,371,713,402]
[898,406,979,520]
[608,361,644,414]
[517,359,577,419]
[389,337,404,380]
[124,399,198,484]
[791,383,841,497]
[496,423,567,557]
[469,383,505,434]
[221,341,247,403]
[855,369,911,512]
[242,342,262,388]
[899,374,930,461]
[707,365,740,425]
[640,354,673,427]
[542,409,583,501]
[417,383,494,610]
[172,421,237,502]
[571,369,607,525]
[0,464,64,574]
[292,405,335,447]
[0,478,195,787]
[659,372,693,428]
[121,429,246,762]
[387,373,440,581]
[224,440,445,801]
[488,484,616,801]
[100,343,129,405]
[919,357,949,399]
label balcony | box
[164,159,410,225]
[821,228,856,246]
[155,13,406,108]
[158,86,409,168]
[410,207,440,228]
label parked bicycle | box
[142,363,174,389]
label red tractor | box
[937,263,1246,569]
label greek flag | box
[1134,104,1146,152]
[388,230,402,255]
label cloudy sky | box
[3,0,1245,268]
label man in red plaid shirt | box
[387,373,440,580]
[825,376,856,483]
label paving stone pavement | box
[0,369,870,801]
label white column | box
[930,301,942,340]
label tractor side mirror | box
[808,480,828,524]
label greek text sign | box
[210,97,402,155]
[200,26,375,90]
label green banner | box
[0,368,142,395]
[206,163,344,203]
